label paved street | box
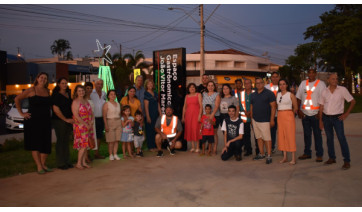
[0,113,361,206]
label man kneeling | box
[221,105,244,161]
[154,105,183,157]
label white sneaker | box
[109,154,114,161]
[113,154,121,160]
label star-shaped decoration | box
[94,39,112,65]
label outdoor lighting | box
[81,82,85,86]
[54,83,56,86]
[94,39,112,65]
[68,83,71,86]
[28,84,31,87]
[15,84,19,88]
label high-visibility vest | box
[270,83,278,96]
[160,115,178,138]
[302,79,320,110]
[235,90,254,123]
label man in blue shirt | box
[250,77,276,164]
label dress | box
[87,99,98,150]
[24,95,52,154]
[121,116,134,142]
[184,94,202,142]
[277,92,296,152]
[73,102,94,150]
[144,91,159,149]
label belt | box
[323,113,342,118]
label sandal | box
[75,165,84,170]
[37,169,46,175]
[195,149,200,153]
[289,161,296,165]
[279,159,288,164]
[190,148,195,153]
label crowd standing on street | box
[14,70,356,174]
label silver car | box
[6,99,29,131]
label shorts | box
[161,137,175,149]
[201,135,214,144]
[134,135,145,148]
[121,132,133,142]
[95,117,105,139]
[252,119,271,141]
[105,118,122,142]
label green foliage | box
[0,138,24,152]
[304,5,362,91]
[50,39,72,60]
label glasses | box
[279,96,282,103]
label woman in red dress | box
[182,83,203,153]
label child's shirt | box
[133,120,144,137]
[201,115,215,136]
[121,116,134,133]
[221,117,244,142]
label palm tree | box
[50,39,71,60]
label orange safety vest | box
[302,79,320,110]
[270,83,278,96]
[160,115,178,138]
[235,90,254,123]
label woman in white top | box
[277,79,298,165]
[102,90,122,161]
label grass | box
[345,94,362,113]
[0,138,147,179]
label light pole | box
[168,5,205,78]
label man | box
[237,78,257,156]
[233,78,243,96]
[296,69,326,162]
[250,78,276,164]
[197,74,209,94]
[134,75,145,113]
[319,73,355,170]
[265,71,280,153]
[90,78,106,159]
[221,105,244,161]
[154,105,183,157]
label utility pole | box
[200,4,205,77]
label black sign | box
[153,48,186,117]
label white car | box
[6,99,29,131]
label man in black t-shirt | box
[197,74,210,94]
[221,105,244,161]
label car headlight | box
[6,114,13,120]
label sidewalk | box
[0,113,361,206]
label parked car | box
[6,99,29,131]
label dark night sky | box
[0,3,335,65]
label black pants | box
[243,122,253,154]
[270,117,278,149]
[221,139,244,161]
[52,119,73,167]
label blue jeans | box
[322,114,350,162]
[270,117,277,149]
[301,115,323,157]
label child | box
[221,105,244,161]
[133,110,145,157]
[200,104,216,156]
[121,105,134,159]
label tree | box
[50,39,72,60]
[304,5,362,91]
[279,42,319,85]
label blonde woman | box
[72,85,94,169]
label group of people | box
[14,68,356,174]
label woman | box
[52,77,74,170]
[14,72,53,174]
[277,79,298,165]
[182,83,202,152]
[103,90,122,161]
[120,86,141,117]
[202,81,221,155]
[219,84,239,128]
[72,85,94,169]
[144,79,161,152]
[85,82,98,163]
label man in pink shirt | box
[319,73,356,170]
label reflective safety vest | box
[160,115,178,138]
[302,79,320,110]
[270,83,278,96]
[235,90,254,123]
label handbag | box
[88,137,96,149]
